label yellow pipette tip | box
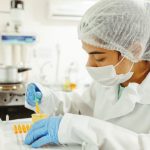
[22,124,27,133]
[13,125,18,134]
[35,100,40,114]
[18,124,22,133]
[26,124,31,131]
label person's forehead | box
[82,41,108,53]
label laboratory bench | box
[0,118,81,150]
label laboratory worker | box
[25,0,150,149]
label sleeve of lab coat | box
[58,113,150,150]
[25,82,96,116]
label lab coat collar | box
[95,72,150,121]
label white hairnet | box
[78,0,150,62]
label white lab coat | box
[26,72,150,150]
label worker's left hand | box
[24,116,62,148]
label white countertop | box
[0,118,81,150]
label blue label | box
[1,35,36,44]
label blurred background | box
[0,0,98,120]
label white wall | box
[0,0,91,86]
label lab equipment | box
[0,33,36,67]
[0,27,33,120]
[63,79,77,91]
[63,62,78,91]
[26,83,42,106]
[11,0,24,10]
[0,18,36,118]
[0,82,34,121]
[25,116,62,148]
[0,66,31,83]
[10,0,24,32]
[78,0,150,62]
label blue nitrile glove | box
[24,117,62,148]
[26,83,42,107]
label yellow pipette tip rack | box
[12,124,31,134]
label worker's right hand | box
[26,83,42,107]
